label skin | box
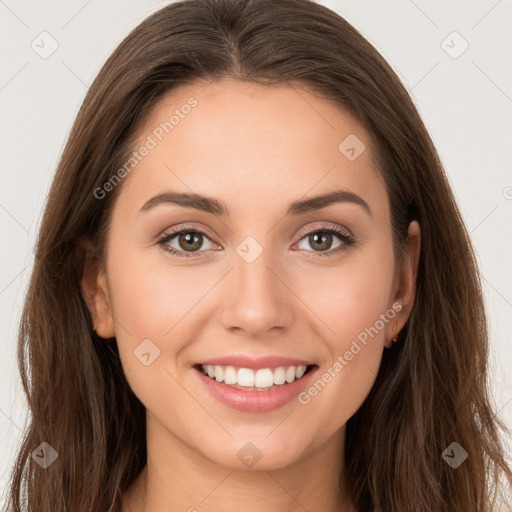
[81,78,420,512]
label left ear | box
[385,220,421,346]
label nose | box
[219,246,295,338]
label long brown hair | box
[5,0,511,510]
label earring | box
[392,323,399,343]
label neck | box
[122,415,357,512]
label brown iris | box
[309,231,333,252]
[178,232,203,252]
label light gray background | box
[1,0,511,505]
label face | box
[83,78,419,471]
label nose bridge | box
[220,236,293,335]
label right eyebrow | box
[139,191,229,216]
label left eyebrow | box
[138,188,371,217]
[286,189,372,216]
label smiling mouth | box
[194,364,317,391]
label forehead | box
[119,78,388,221]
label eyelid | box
[294,222,353,240]
[157,223,217,243]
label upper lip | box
[195,355,315,370]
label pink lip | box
[194,365,318,413]
[196,355,313,370]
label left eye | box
[293,226,355,257]
[296,229,344,252]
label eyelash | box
[157,224,355,259]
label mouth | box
[193,363,318,391]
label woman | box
[5,0,511,510]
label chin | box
[197,434,308,471]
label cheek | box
[292,246,395,348]
[290,245,395,423]
[109,246,214,336]
[105,251,211,415]
[105,243,215,381]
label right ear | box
[77,237,116,339]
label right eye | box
[157,227,219,258]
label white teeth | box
[200,364,311,389]
[285,366,296,383]
[223,366,237,385]
[273,367,286,385]
[214,365,224,382]
[237,368,255,387]
[295,365,307,379]
[254,368,274,388]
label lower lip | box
[194,366,318,413]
